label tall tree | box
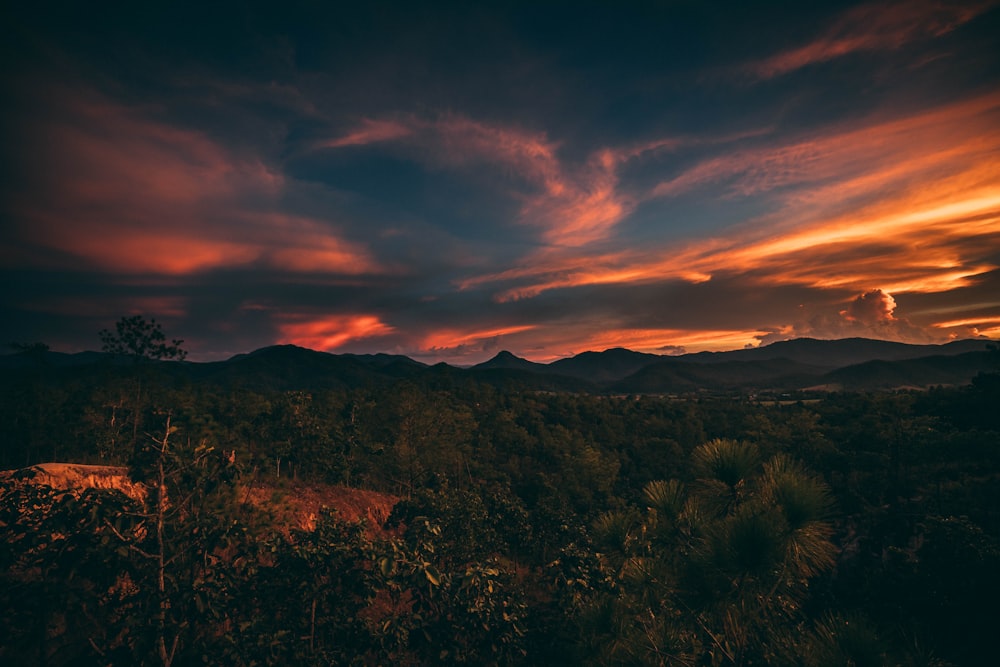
[99,316,186,462]
[99,316,187,364]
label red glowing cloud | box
[276,314,396,351]
[4,86,384,278]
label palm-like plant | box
[798,612,890,667]
[666,446,840,663]
[691,439,760,488]
[690,439,760,517]
[760,454,837,581]
[643,479,686,541]
[592,509,643,557]
[564,440,844,666]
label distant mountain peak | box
[472,350,544,371]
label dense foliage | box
[2,340,999,665]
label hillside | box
[820,351,998,390]
[548,347,664,383]
[613,357,828,393]
[675,337,992,368]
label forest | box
[2,319,999,666]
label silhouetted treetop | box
[99,315,187,363]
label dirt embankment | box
[241,481,399,536]
[0,463,149,502]
[0,463,399,536]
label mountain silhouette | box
[2,338,995,393]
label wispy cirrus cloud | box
[652,91,1000,201]
[320,114,657,247]
[320,118,413,148]
[464,90,1000,308]
[744,0,998,80]
[414,323,538,360]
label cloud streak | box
[277,313,396,351]
[744,0,998,80]
[465,91,1000,304]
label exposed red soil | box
[1,463,399,537]
[241,478,399,537]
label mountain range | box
[2,337,997,394]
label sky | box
[2,0,1000,364]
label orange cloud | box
[276,314,396,351]
[431,116,565,187]
[654,92,1000,201]
[522,150,630,247]
[826,288,939,342]
[566,328,767,358]
[932,317,1000,329]
[465,91,1000,308]
[419,324,537,354]
[321,118,413,148]
[246,213,384,274]
[466,193,997,306]
[974,326,1000,337]
[52,231,262,275]
[840,289,897,324]
[428,117,636,246]
[9,208,384,276]
[464,326,769,364]
[4,87,384,277]
[680,190,1000,293]
[929,314,1000,340]
[745,0,997,80]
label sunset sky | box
[3,1,1000,364]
